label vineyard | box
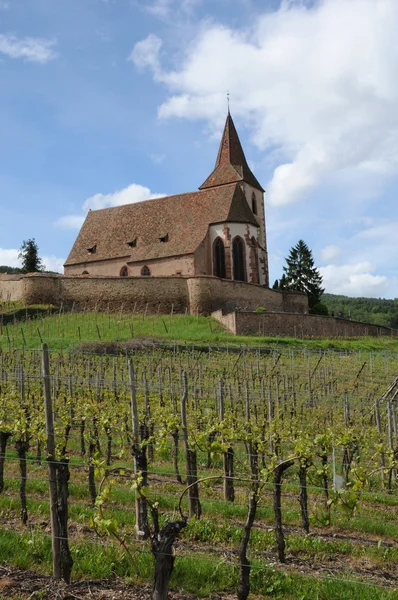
[0,332,397,599]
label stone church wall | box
[64,254,195,278]
[0,273,308,316]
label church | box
[64,113,270,288]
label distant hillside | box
[322,293,398,329]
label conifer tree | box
[281,240,324,308]
[18,239,44,273]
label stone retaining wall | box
[212,310,397,338]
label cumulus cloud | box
[320,262,390,297]
[131,0,398,205]
[320,245,341,264]
[0,248,20,268]
[0,34,57,63]
[0,248,64,273]
[55,183,166,230]
[82,183,165,211]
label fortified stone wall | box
[0,273,308,316]
[213,310,397,338]
[20,274,189,313]
[0,275,24,302]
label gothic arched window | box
[141,265,151,276]
[232,236,246,282]
[251,192,257,215]
[120,266,128,277]
[213,237,226,278]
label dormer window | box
[128,238,137,248]
[251,193,257,215]
[159,233,169,243]
[87,244,96,255]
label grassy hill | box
[322,293,398,329]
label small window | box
[251,193,257,215]
[120,266,128,277]
[141,265,151,276]
[87,244,96,254]
[127,238,137,248]
[82,270,89,275]
[159,233,169,243]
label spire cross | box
[227,90,230,113]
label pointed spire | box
[199,113,264,191]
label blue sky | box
[1,0,397,298]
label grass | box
[1,308,398,352]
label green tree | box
[282,240,324,309]
[0,266,24,274]
[18,239,43,273]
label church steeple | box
[199,113,264,192]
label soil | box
[0,566,234,600]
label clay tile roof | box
[199,113,264,192]
[64,183,258,267]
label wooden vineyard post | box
[42,344,61,580]
[180,370,201,519]
[128,359,150,539]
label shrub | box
[310,302,329,316]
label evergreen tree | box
[282,240,324,309]
[18,239,44,273]
[279,274,288,290]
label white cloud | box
[55,183,166,230]
[0,248,20,268]
[129,34,162,74]
[320,262,390,297]
[320,244,341,264]
[0,34,57,63]
[82,183,165,211]
[42,255,65,273]
[0,248,64,273]
[132,0,398,205]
